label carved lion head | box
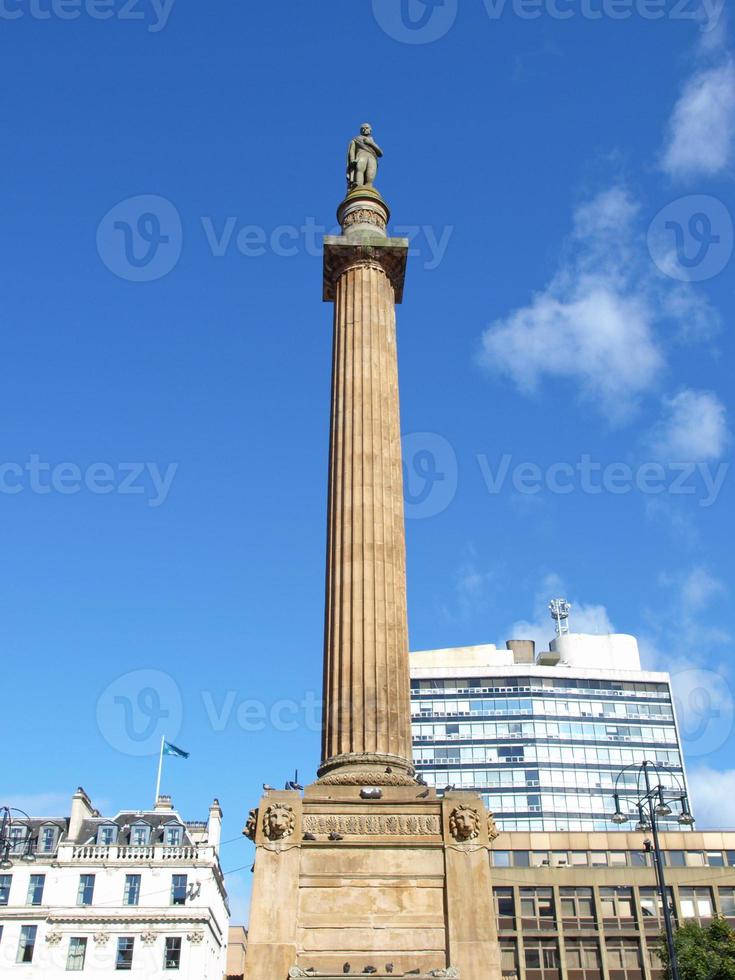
[449,805,481,842]
[263,803,295,841]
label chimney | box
[69,787,94,841]
[506,639,536,664]
[208,799,223,852]
[154,795,174,812]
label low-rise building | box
[0,788,229,977]
[491,830,735,980]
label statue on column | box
[347,123,383,190]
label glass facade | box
[411,669,686,831]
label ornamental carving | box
[93,933,110,945]
[243,809,258,841]
[289,969,316,978]
[342,207,387,232]
[488,811,500,842]
[318,770,415,787]
[263,803,296,841]
[140,932,157,946]
[429,969,460,978]
[45,932,62,946]
[449,805,481,842]
[187,931,204,944]
[302,813,440,837]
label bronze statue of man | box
[346,123,383,190]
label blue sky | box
[2,0,734,922]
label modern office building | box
[410,630,687,832]
[0,788,229,977]
[490,829,735,980]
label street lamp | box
[610,762,694,980]
[0,806,37,869]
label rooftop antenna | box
[549,598,571,636]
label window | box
[16,925,37,964]
[115,937,135,970]
[493,851,511,867]
[566,940,602,974]
[560,887,595,921]
[513,850,530,867]
[666,850,685,867]
[524,939,560,974]
[66,937,87,971]
[630,850,649,867]
[521,888,555,929]
[123,874,141,906]
[165,825,183,846]
[500,941,519,978]
[40,827,57,853]
[570,851,589,866]
[26,874,45,906]
[707,851,725,868]
[600,887,634,919]
[0,874,11,905]
[679,887,713,921]
[171,874,187,906]
[164,937,182,970]
[97,824,118,846]
[719,887,735,917]
[494,888,515,929]
[130,823,150,846]
[77,874,95,906]
[606,939,642,973]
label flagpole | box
[155,735,165,805]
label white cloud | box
[688,767,735,827]
[680,565,726,611]
[661,60,735,179]
[479,187,717,423]
[650,389,729,462]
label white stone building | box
[0,788,229,977]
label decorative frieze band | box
[302,813,440,837]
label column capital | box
[323,236,409,304]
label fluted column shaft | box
[319,244,413,780]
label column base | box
[317,753,417,786]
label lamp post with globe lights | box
[610,761,695,980]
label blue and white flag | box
[163,741,189,759]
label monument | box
[242,127,502,980]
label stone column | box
[319,187,414,786]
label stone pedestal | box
[243,789,502,980]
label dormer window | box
[164,824,183,846]
[97,824,118,846]
[39,826,58,853]
[130,822,150,846]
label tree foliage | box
[657,918,735,980]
